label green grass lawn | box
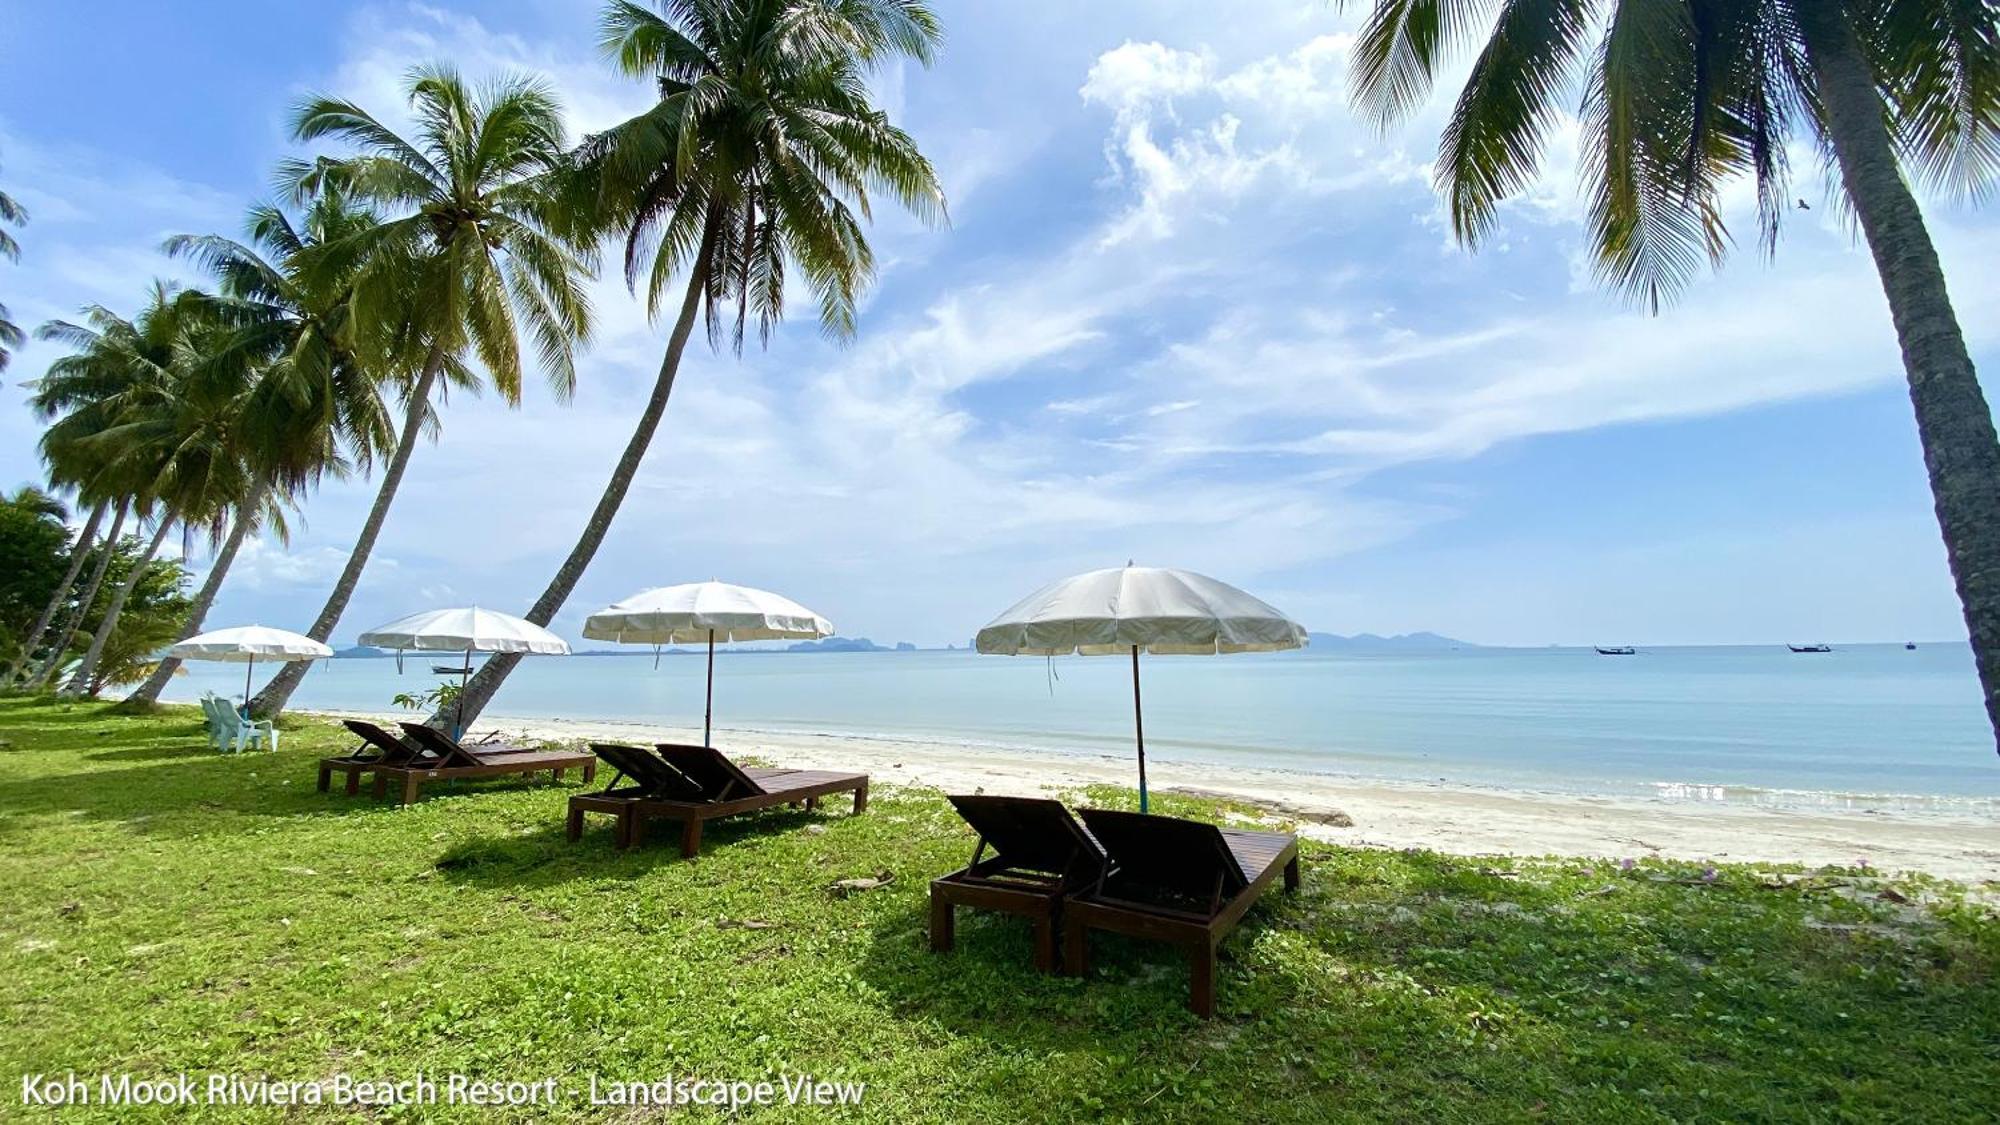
[0,696,1995,1122]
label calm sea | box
[164,643,2000,809]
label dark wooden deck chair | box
[362,722,596,805]
[565,742,868,857]
[316,719,437,795]
[929,795,1108,972]
[650,743,770,801]
[588,743,707,801]
[1061,808,1301,1017]
[397,722,537,766]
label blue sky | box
[2,0,1994,648]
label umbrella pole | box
[457,649,471,739]
[1132,645,1149,814]
[243,657,254,720]
[704,628,715,748]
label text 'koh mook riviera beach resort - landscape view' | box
[2,0,1999,1120]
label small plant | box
[390,680,461,713]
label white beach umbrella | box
[583,580,834,746]
[976,565,1308,812]
[168,625,334,716]
[358,606,571,734]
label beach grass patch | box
[0,695,1995,1121]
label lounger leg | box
[853,780,869,815]
[372,772,388,800]
[400,774,422,806]
[1189,944,1216,1018]
[1032,914,1057,973]
[929,892,954,953]
[317,764,331,793]
[1284,856,1301,892]
[582,760,597,784]
[679,816,703,859]
[1063,919,1088,977]
[566,805,584,843]
[551,767,564,783]
[805,796,819,812]
[622,809,642,850]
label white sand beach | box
[328,710,2000,884]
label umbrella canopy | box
[357,606,570,655]
[976,566,1308,656]
[168,625,332,719]
[358,607,569,736]
[169,625,334,662]
[583,581,833,746]
[583,581,834,644]
[977,565,1307,811]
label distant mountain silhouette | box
[786,636,895,653]
[1306,631,1473,650]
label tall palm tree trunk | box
[127,478,272,705]
[251,351,444,717]
[4,500,105,684]
[26,500,127,691]
[449,244,714,730]
[1799,5,2000,752]
[62,517,172,697]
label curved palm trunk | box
[4,500,105,684]
[448,249,713,729]
[62,518,172,697]
[128,478,272,705]
[26,500,128,691]
[251,353,444,718]
[1800,6,2000,752]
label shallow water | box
[165,642,2000,808]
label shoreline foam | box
[315,708,2000,883]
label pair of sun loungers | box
[931,795,1300,1017]
[567,743,868,857]
[318,720,596,805]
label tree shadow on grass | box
[429,803,838,890]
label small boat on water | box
[1595,646,1636,656]
[1906,642,1917,651]
[1787,644,1832,654]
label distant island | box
[1306,631,1474,650]
[785,636,917,653]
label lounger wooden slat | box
[929,795,1108,972]
[1060,809,1301,1017]
[364,723,596,805]
[565,744,867,857]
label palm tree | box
[450,0,946,727]
[1,153,27,374]
[33,284,233,696]
[1343,0,2000,748]
[248,66,597,717]
[15,295,171,691]
[127,193,398,705]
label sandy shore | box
[326,710,2000,884]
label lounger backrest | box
[344,719,419,762]
[398,722,485,768]
[948,795,1106,879]
[653,743,766,800]
[1076,808,1249,900]
[591,743,706,800]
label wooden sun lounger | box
[566,742,867,857]
[365,722,596,805]
[317,719,435,795]
[1060,808,1300,1017]
[930,795,1108,972]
